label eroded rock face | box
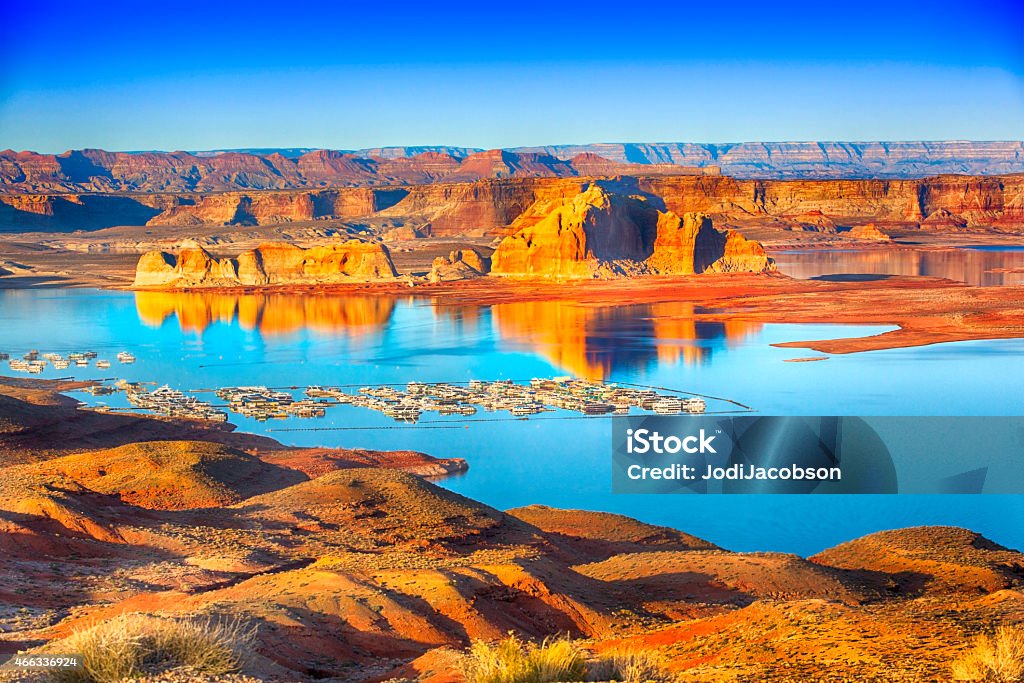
[490,185,653,278]
[490,184,774,278]
[428,248,491,282]
[132,239,397,288]
[707,230,776,273]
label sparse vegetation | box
[951,625,1024,682]
[42,613,256,683]
[463,634,585,683]
[588,647,676,683]
[463,635,675,683]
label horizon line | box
[5,138,1024,156]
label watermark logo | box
[612,416,1024,495]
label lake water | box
[1,287,1022,556]
[772,245,1024,286]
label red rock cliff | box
[132,239,397,288]
[490,184,774,278]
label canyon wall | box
[3,174,1022,234]
[0,188,408,232]
[132,240,398,288]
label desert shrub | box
[463,634,586,683]
[951,625,1024,682]
[587,647,676,683]
[42,612,256,683]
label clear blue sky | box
[1,0,1022,152]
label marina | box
[320,377,709,422]
[73,375,715,423]
[1,346,722,423]
[124,384,228,422]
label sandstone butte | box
[490,184,775,278]
[132,239,398,288]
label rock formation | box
[847,224,892,241]
[428,248,491,282]
[490,184,774,278]
[132,239,398,288]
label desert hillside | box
[0,377,1021,682]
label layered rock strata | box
[132,240,397,288]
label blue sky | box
[1,0,1022,152]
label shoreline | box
[5,269,1024,353]
[125,272,1024,354]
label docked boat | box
[652,398,683,414]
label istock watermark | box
[612,416,1024,494]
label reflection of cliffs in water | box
[774,247,1024,287]
[134,292,397,336]
[492,301,762,379]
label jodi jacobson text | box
[626,463,842,481]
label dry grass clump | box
[952,625,1024,682]
[463,634,585,683]
[588,647,676,683]
[463,635,675,683]
[42,612,256,683]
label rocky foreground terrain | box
[0,377,1022,682]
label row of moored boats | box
[304,377,706,423]
[3,349,135,374]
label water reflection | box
[135,292,763,379]
[493,300,762,379]
[773,246,1024,286]
[134,291,397,337]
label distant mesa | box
[381,225,423,241]
[921,208,970,230]
[490,183,775,278]
[3,142,1024,195]
[847,223,892,241]
[787,210,839,233]
[132,239,398,288]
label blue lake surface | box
[1,287,1022,556]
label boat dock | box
[4,348,138,374]
[125,384,227,422]
[300,377,706,423]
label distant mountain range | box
[212,141,1024,178]
[1,141,1021,194]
